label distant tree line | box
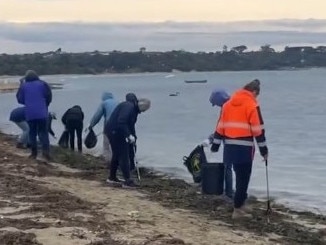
[1,45,326,76]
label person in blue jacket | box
[88,92,118,161]
[16,70,52,161]
[203,88,233,199]
[104,93,150,188]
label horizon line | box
[3,17,326,24]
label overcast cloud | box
[1,19,326,54]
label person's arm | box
[117,104,134,138]
[48,117,55,137]
[250,106,268,159]
[130,113,138,138]
[61,110,68,125]
[43,81,52,106]
[16,85,25,105]
[211,110,224,152]
[89,104,103,128]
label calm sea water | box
[1,69,326,214]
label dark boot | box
[42,151,52,162]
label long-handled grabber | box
[133,144,141,182]
[265,159,272,223]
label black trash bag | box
[84,128,97,149]
[183,145,207,183]
[58,130,69,148]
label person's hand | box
[210,143,219,152]
[262,154,268,162]
[126,135,136,144]
[84,126,91,133]
[201,139,210,147]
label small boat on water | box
[184,79,207,84]
[169,92,180,96]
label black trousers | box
[27,118,50,157]
[233,162,253,208]
[66,119,83,152]
[107,131,131,181]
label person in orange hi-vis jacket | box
[210,79,268,219]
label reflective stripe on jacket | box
[213,89,268,162]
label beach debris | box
[128,210,140,219]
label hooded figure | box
[89,92,118,161]
[62,105,84,152]
[203,88,233,198]
[104,93,150,188]
[209,89,230,107]
[16,70,52,160]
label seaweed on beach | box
[1,132,326,244]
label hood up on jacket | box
[24,70,39,82]
[228,89,257,107]
[209,89,230,107]
[125,93,138,106]
[102,92,114,101]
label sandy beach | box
[0,132,325,245]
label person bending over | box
[62,105,84,152]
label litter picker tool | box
[133,144,141,182]
[265,159,272,223]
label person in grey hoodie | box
[88,92,118,161]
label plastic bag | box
[84,128,97,149]
[58,130,69,148]
[183,145,207,183]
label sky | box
[1,1,326,54]
[1,0,326,22]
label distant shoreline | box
[0,82,63,93]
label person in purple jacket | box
[16,70,52,161]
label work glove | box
[210,143,220,152]
[201,139,211,147]
[259,146,268,161]
[126,135,136,144]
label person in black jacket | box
[61,105,84,152]
[105,93,150,188]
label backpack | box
[84,128,97,149]
[183,145,207,183]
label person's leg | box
[107,132,120,182]
[27,120,38,158]
[76,121,83,153]
[16,121,29,147]
[129,144,135,171]
[37,118,50,157]
[233,162,252,209]
[67,121,75,151]
[117,136,131,181]
[224,162,233,198]
[103,133,112,162]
